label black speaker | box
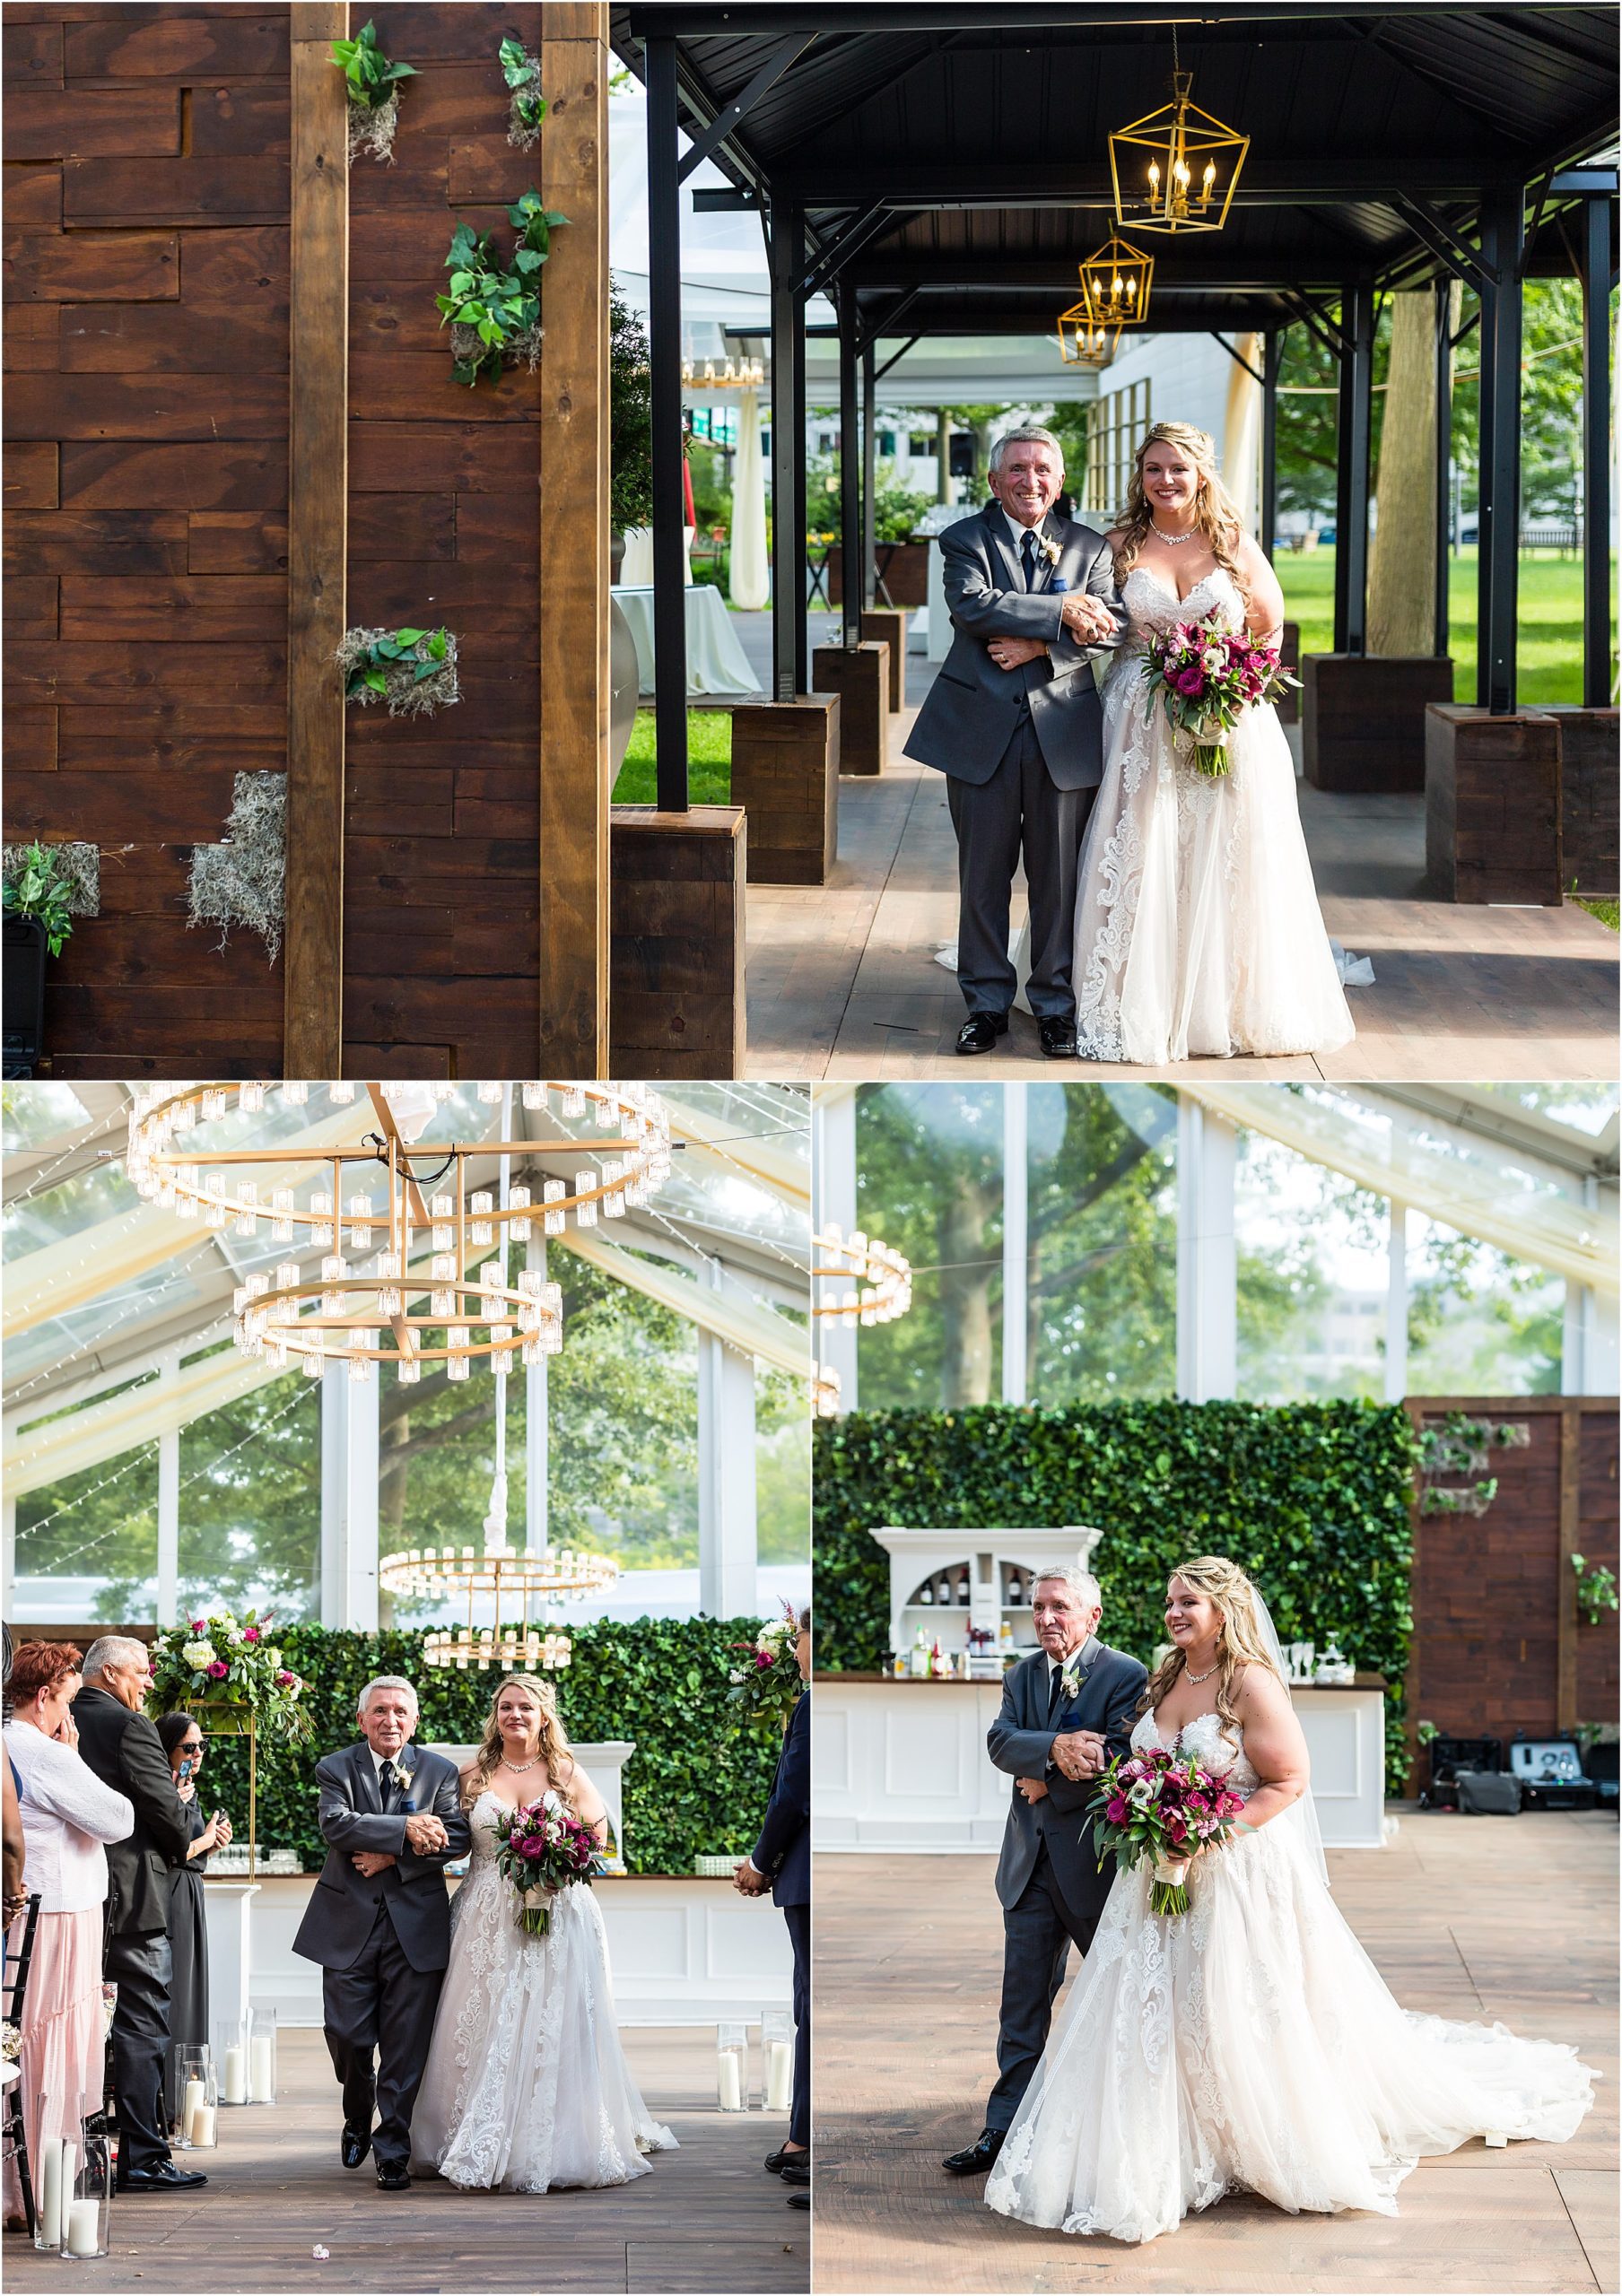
[3,915,47,1077]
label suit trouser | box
[783,1900,810,2152]
[986,1840,1099,2132]
[946,713,1095,1021]
[320,1903,444,2169]
[105,1927,173,2174]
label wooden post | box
[283,2,349,1079]
[539,4,611,1074]
[1557,1401,1581,1734]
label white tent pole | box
[1001,1085,1028,1405]
[156,1348,180,1624]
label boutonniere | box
[1037,532,1062,569]
[388,1759,413,1795]
[1060,1659,1086,1701]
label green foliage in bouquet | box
[147,1608,313,1744]
[196,1618,780,1874]
[727,1609,804,1740]
[814,1398,1419,1789]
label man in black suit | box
[943,1568,1147,2177]
[73,1634,203,2193]
[736,1608,811,2211]
[292,1675,470,2189]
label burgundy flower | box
[275,1670,295,1687]
[1105,1796,1129,1824]
[242,1628,260,1644]
[1175,669,1205,697]
[206,1660,229,1680]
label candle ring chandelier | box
[812,1224,913,1329]
[682,354,764,387]
[126,1081,673,1386]
[1108,34,1249,236]
[388,1540,623,1670]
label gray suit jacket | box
[988,1638,1148,1924]
[291,1741,472,1975]
[903,502,1128,790]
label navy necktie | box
[1021,529,1038,591]
[1048,1663,1065,1721]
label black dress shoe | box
[342,2124,372,2169]
[955,1012,1009,1056]
[787,2189,810,2210]
[764,2144,798,2174]
[942,2126,1006,2175]
[118,2161,208,2192]
[779,2157,811,2187]
[375,2161,411,2192]
[1037,1015,1077,1057]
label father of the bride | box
[292,1676,471,2190]
[943,1566,1147,2177]
[903,427,1127,1058]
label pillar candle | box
[767,2039,793,2112]
[37,2137,62,2248]
[189,2105,216,2149]
[182,2078,205,2140]
[222,2045,246,2104]
[249,2037,275,2100]
[717,2052,742,2111]
[65,2199,100,2258]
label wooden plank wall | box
[1408,1396,1618,1750]
[4,1,294,1074]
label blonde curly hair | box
[1140,1554,1282,1747]
[1113,422,1251,605]
[463,1672,576,1805]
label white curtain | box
[728,387,770,610]
[1224,330,1263,543]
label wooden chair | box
[2,1894,41,2237]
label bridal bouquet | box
[493,1790,603,1936]
[1141,617,1299,778]
[1085,1745,1248,1916]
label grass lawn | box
[612,710,732,804]
[1575,897,1619,932]
[1279,546,1616,706]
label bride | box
[410,1673,676,2191]
[1072,422,1358,1065]
[985,1556,1594,2245]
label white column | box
[155,1348,180,1623]
[526,1235,549,1554]
[1001,1083,1028,1405]
[813,1088,859,1414]
[728,387,770,610]
[1563,1177,1618,1394]
[1175,1098,1236,1402]
[697,1276,758,1620]
[1384,1201,1409,1405]
[320,1367,379,1631]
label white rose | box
[182,1641,215,1669]
[1200,647,1225,674]
[541,1789,562,1813]
[1128,1779,1156,1808]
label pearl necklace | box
[500,1751,543,1774]
[1149,521,1199,546]
[1183,1659,1220,1684]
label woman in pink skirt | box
[4,1640,133,2225]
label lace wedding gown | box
[985,1711,1594,2245]
[1072,569,1357,1064]
[410,1788,676,2191]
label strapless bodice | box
[1129,1708,1260,1795]
[1121,565,1243,637]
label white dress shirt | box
[1001,506,1048,573]
[5,1720,135,1914]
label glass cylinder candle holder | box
[248,2006,277,2104]
[760,2009,795,2115]
[32,2094,70,2252]
[178,2048,218,2148]
[715,2022,749,2113]
[216,2018,249,2105]
[63,2130,112,2260]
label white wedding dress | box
[1072,568,1358,1064]
[410,1787,676,2191]
[985,1710,1594,2245]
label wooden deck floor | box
[5,2027,807,2295]
[812,1812,1618,2294]
[745,713,1618,1081]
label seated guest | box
[4,1641,134,2226]
[154,1713,231,2130]
[73,1637,204,2194]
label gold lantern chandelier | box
[1056,234,1154,371]
[1109,35,1249,235]
[1056,306,1118,370]
[125,1081,673,1387]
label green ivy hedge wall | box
[180,1617,780,1875]
[814,1400,1419,1788]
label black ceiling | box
[613,4,1619,336]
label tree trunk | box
[377,1409,410,1630]
[1368,292,1442,656]
[938,1172,996,1406]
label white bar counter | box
[812,1671,1389,1853]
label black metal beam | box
[1435,281,1454,658]
[626,3,1575,36]
[1580,193,1612,709]
[838,281,862,647]
[754,160,1537,207]
[1211,331,1266,385]
[1333,282,1374,655]
[861,338,877,612]
[676,33,816,183]
[1393,194,1495,291]
[856,286,922,357]
[768,197,805,701]
[1260,329,1281,557]
[874,332,922,381]
[646,34,688,809]
[796,201,894,301]
[1476,187,1525,714]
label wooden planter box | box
[859,610,908,711]
[610,806,747,1076]
[1535,707,1619,897]
[729,695,841,886]
[1425,704,1563,905]
[826,540,930,609]
[1303,655,1454,791]
[812,641,890,776]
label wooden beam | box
[283,1,349,1079]
[538,3,610,1075]
[1557,1400,1582,1733]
